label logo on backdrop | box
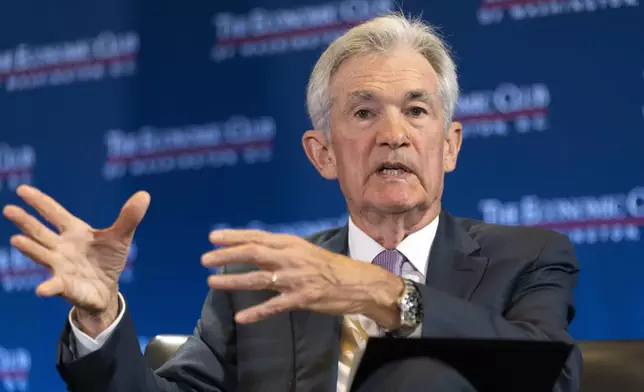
[210,0,393,62]
[0,31,139,92]
[102,116,276,180]
[477,0,639,25]
[478,186,644,244]
[0,347,30,392]
[0,241,136,293]
[0,144,35,194]
[455,83,550,139]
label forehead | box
[330,46,439,102]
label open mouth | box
[376,162,412,177]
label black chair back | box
[578,340,644,391]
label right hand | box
[2,185,150,332]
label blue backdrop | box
[0,0,642,390]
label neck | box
[349,201,441,249]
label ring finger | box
[3,205,60,248]
[10,234,62,270]
[207,270,287,291]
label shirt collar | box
[347,214,440,276]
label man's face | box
[304,46,462,215]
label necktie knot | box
[372,249,405,276]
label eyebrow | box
[347,90,375,103]
[343,89,437,105]
[341,90,374,116]
[341,89,439,117]
[405,90,436,103]
[407,90,440,117]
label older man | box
[3,13,581,392]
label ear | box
[443,121,463,173]
[302,130,338,179]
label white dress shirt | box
[70,214,440,391]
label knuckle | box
[246,244,262,260]
[258,272,272,286]
[301,288,323,304]
[277,233,302,247]
[290,271,318,290]
[276,233,293,242]
[299,274,317,287]
[249,230,264,240]
[34,226,52,243]
[265,302,280,313]
[32,224,43,238]
[256,305,274,318]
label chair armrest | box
[144,335,190,371]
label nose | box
[375,113,410,149]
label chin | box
[377,204,414,214]
[362,185,424,213]
[370,196,418,213]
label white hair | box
[306,13,459,135]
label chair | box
[144,335,189,371]
[144,336,644,391]
[578,340,644,391]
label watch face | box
[400,280,423,327]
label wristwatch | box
[387,278,423,337]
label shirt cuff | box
[68,292,126,358]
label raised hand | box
[201,229,405,329]
[2,185,150,334]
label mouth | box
[375,162,413,178]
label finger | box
[10,234,61,270]
[201,244,285,269]
[35,275,64,297]
[3,204,60,248]
[208,229,292,248]
[235,292,300,324]
[110,191,151,238]
[16,185,79,231]
[207,270,279,291]
[207,272,270,291]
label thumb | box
[36,275,64,297]
[111,191,151,238]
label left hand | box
[201,229,404,328]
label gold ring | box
[271,272,278,286]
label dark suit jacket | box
[56,210,582,392]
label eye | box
[354,109,374,119]
[407,107,428,117]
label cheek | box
[420,140,444,168]
[415,140,446,185]
[333,143,365,180]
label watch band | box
[388,278,423,337]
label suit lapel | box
[290,226,347,391]
[424,209,489,302]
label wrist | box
[362,275,405,330]
[74,294,120,338]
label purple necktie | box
[371,249,406,335]
[372,249,405,277]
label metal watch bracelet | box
[387,278,423,337]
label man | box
[3,13,581,392]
